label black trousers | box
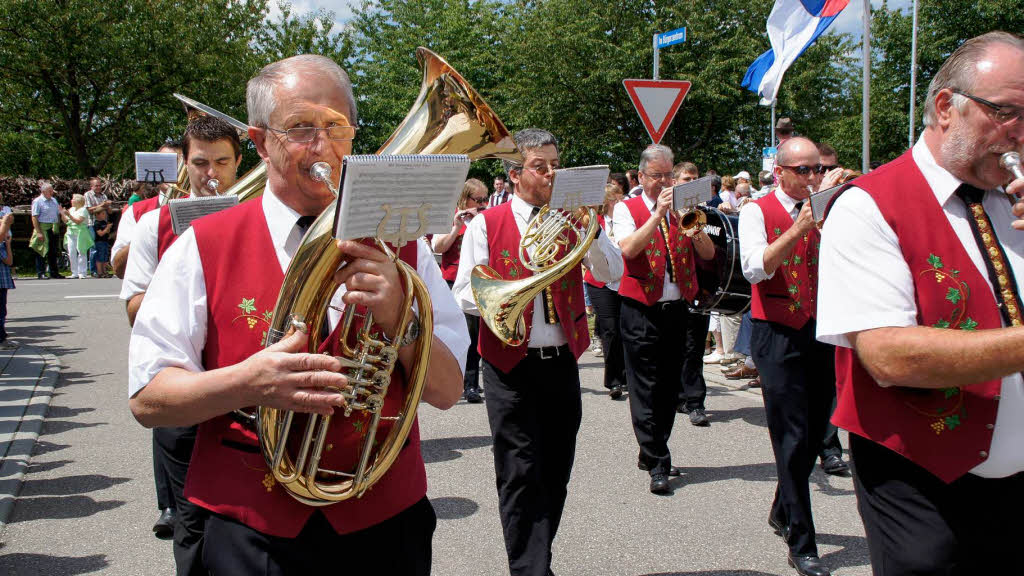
[586,284,625,391]
[34,227,60,276]
[751,319,834,557]
[820,396,843,460]
[482,350,581,576]
[154,425,208,576]
[202,497,436,576]
[678,309,711,410]
[463,313,482,391]
[850,434,1024,575]
[153,431,175,510]
[620,298,687,476]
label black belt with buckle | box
[527,345,569,360]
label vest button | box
[980,451,988,458]
[986,423,995,430]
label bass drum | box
[690,206,750,315]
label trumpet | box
[205,179,220,195]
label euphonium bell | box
[254,47,521,505]
[679,207,707,231]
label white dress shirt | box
[739,187,802,285]
[599,216,621,291]
[129,186,470,398]
[119,208,161,300]
[452,195,623,347]
[611,192,682,302]
[817,137,1024,478]
[719,190,739,211]
[112,192,167,263]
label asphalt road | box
[0,276,871,575]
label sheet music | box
[810,184,844,224]
[135,152,180,183]
[549,165,610,211]
[168,195,239,235]
[333,154,471,245]
[672,175,715,211]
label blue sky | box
[283,0,915,41]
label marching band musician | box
[452,128,622,576]
[818,32,1024,575]
[120,116,241,576]
[128,55,468,575]
[112,140,181,279]
[432,178,489,403]
[738,137,833,576]
[612,144,715,496]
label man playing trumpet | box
[128,54,468,575]
[452,128,622,576]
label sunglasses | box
[470,195,488,203]
[778,164,833,176]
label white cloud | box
[266,0,358,33]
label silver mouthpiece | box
[309,162,338,197]
[1000,152,1024,182]
[206,179,220,195]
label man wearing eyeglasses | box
[817,32,1024,575]
[453,128,622,576]
[613,145,716,496]
[738,136,835,576]
[128,55,469,575]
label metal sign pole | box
[908,0,919,148]
[862,0,871,173]
[653,34,660,80]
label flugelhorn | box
[254,47,520,506]
[471,203,600,345]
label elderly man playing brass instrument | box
[818,31,1024,576]
[128,54,468,575]
[453,128,622,576]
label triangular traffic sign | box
[622,79,692,144]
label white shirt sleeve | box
[582,227,623,284]
[413,237,470,378]
[111,204,138,260]
[739,202,773,284]
[816,187,918,348]
[452,213,489,316]
[128,228,207,398]
[120,210,160,300]
[611,201,637,243]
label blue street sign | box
[655,27,687,49]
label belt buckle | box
[538,346,556,360]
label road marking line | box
[63,294,121,299]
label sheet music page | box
[549,165,610,211]
[135,152,179,183]
[810,184,843,223]
[672,175,715,211]
[168,196,239,235]
[334,155,471,244]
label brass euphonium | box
[255,47,521,505]
[471,204,600,345]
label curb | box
[0,345,61,535]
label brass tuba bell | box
[255,47,521,505]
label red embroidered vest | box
[832,150,1002,483]
[131,196,159,221]
[617,196,698,305]
[185,199,427,537]
[583,215,607,288]
[749,193,819,330]
[156,204,177,260]
[439,224,465,282]
[478,202,589,373]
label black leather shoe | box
[609,385,623,400]
[649,473,671,495]
[153,508,175,540]
[688,408,710,427]
[464,388,483,404]
[788,554,831,576]
[637,460,682,477]
[676,403,691,414]
[821,454,849,475]
[768,515,790,541]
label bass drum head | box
[691,207,750,316]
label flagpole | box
[862,0,871,173]
[908,0,919,148]
[771,100,776,149]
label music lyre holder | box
[142,169,166,185]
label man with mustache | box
[818,31,1024,575]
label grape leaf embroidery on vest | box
[235,297,275,346]
[912,254,972,434]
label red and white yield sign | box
[622,79,692,144]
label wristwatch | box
[383,315,421,348]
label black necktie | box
[296,215,315,236]
[529,206,540,222]
[955,183,1024,327]
[794,201,804,219]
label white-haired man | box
[128,54,469,575]
[31,181,63,279]
[818,31,1024,575]
[613,144,715,495]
